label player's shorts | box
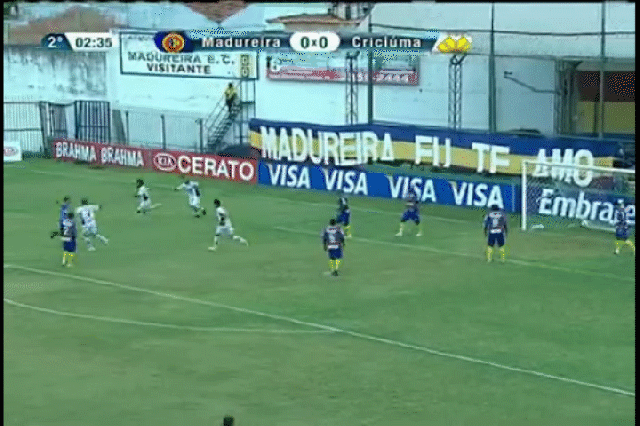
[138,199,151,210]
[189,195,201,208]
[336,210,350,226]
[616,227,631,240]
[327,247,343,260]
[216,225,234,237]
[82,222,98,237]
[487,232,505,247]
[401,210,420,223]
[63,239,77,253]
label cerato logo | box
[153,152,177,172]
[4,147,18,157]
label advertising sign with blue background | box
[258,161,520,212]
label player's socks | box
[328,260,334,272]
[615,241,621,254]
[335,259,341,271]
[97,235,108,244]
[486,247,493,262]
[62,253,67,266]
[233,235,249,245]
[344,225,352,237]
[499,247,506,262]
[396,223,404,236]
[625,240,635,253]
[66,253,74,267]
[416,224,423,237]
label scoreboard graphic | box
[43,31,472,54]
[43,31,471,81]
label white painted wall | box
[495,57,556,132]
[4,2,634,146]
[3,46,107,103]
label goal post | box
[521,160,635,231]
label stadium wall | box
[3,45,108,103]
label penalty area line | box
[3,263,635,398]
[3,298,334,335]
[274,226,635,283]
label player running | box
[135,179,160,214]
[76,198,108,251]
[614,200,635,255]
[50,196,72,239]
[336,193,352,238]
[323,218,345,276]
[484,205,508,262]
[396,192,422,237]
[208,199,248,251]
[55,196,72,235]
[60,212,78,267]
[175,175,206,218]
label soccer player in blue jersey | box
[396,192,422,237]
[61,212,78,267]
[323,218,345,276]
[175,175,206,218]
[336,193,352,238]
[484,205,508,262]
[50,196,71,239]
[614,200,635,255]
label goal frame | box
[521,160,635,231]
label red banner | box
[150,150,256,184]
[267,67,419,86]
[52,139,150,168]
[51,139,257,184]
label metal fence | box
[364,5,635,139]
[3,101,211,154]
[115,107,205,153]
[3,101,45,153]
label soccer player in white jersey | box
[175,175,206,218]
[135,179,160,214]
[208,199,248,251]
[75,198,108,251]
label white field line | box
[275,226,635,283]
[4,263,635,398]
[3,298,331,334]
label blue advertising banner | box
[525,185,635,226]
[258,161,519,212]
[249,119,620,175]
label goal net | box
[521,160,635,232]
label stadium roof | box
[186,1,247,24]
[266,13,362,25]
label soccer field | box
[3,159,635,426]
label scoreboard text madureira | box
[201,36,282,49]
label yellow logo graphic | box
[162,33,185,53]
[437,35,472,54]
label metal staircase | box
[204,80,256,154]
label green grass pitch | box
[3,158,635,426]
